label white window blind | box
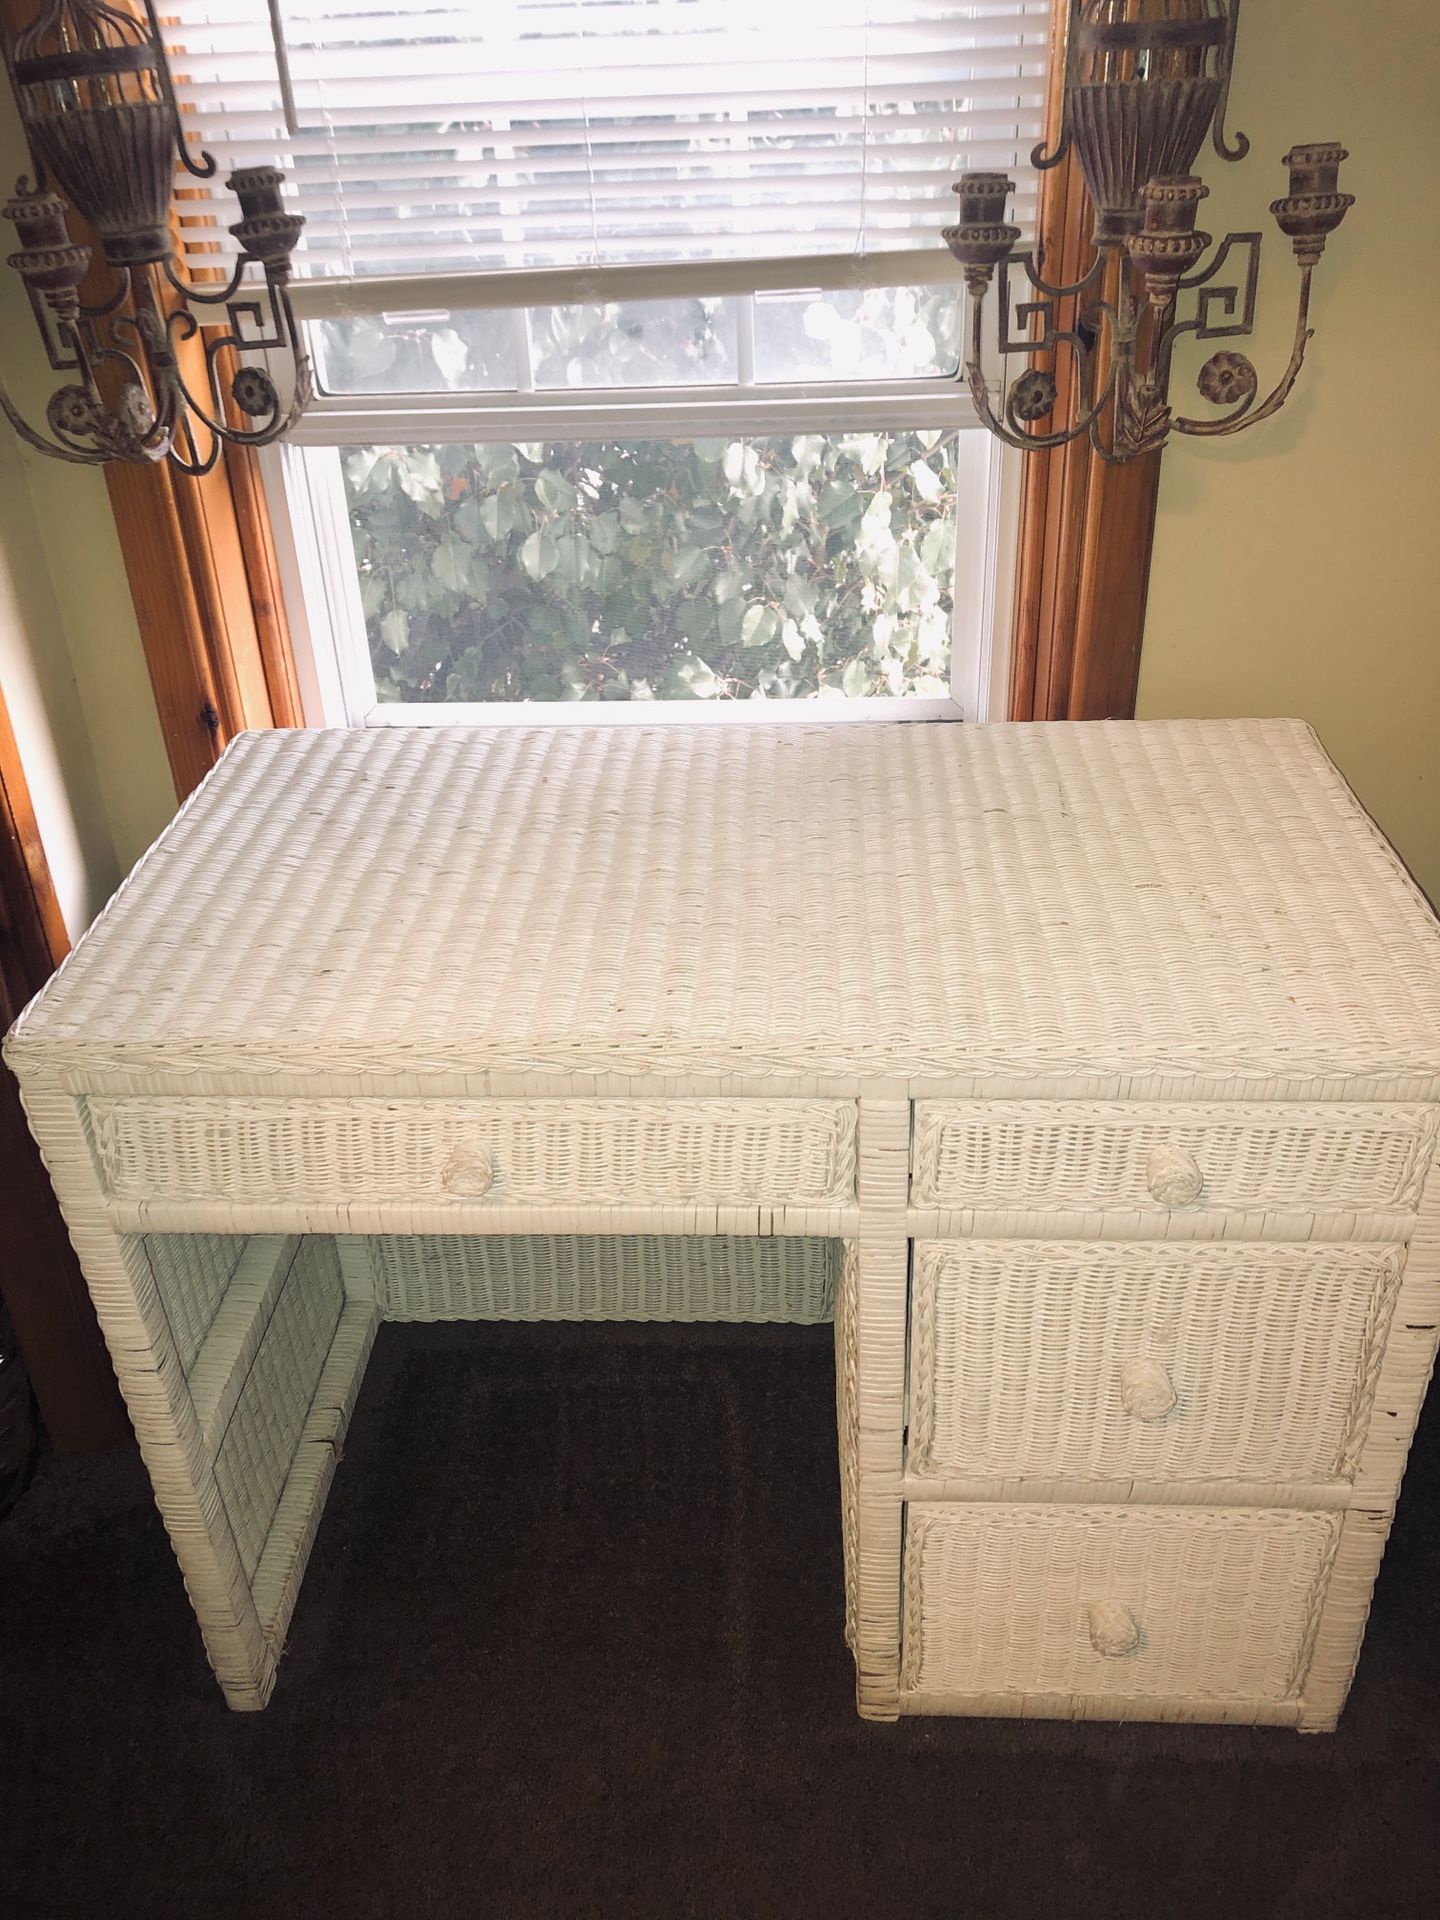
[166,1,1050,284]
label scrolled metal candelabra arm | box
[0,264,177,467]
[0,374,105,465]
[1171,263,1316,441]
[74,260,134,325]
[948,139,1352,466]
[163,252,252,313]
[1014,245,1109,308]
[161,271,314,476]
[1146,230,1260,400]
[1209,0,1250,164]
[138,0,217,182]
[960,249,1120,457]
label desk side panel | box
[14,1082,274,1706]
[13,1081,379,1710]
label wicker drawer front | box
[910,1101,1437,1213]
[900,1504,1341,1707]
[211,1236,344,1579]
[908,1239,1405,1488]
[86,1096,858,1210]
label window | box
[167,1,1049,724]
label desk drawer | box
[86,1096,858,1211]
[910,1101,1436,1214]
[899,1503,1341,1710]
[908,1239,1405,1489]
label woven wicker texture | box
[368,1233,837,1322]
[212,1236,344,1579]
[10,720,1440,1085]
[900,1504,1342,1703]
[142,1233,247,1373]
[835,1240,861,1652]
[86,1096,856,1208]
[186,1237,300,1453]
[249,1295,377,1661]
[908,1241,1405,1486]
[911,1103,1439,1212]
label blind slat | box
[167,0,1049,280]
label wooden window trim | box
[102,437,301,800]
[1009,1,1162,721]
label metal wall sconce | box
[946,0,1354,463]
[0,0,310,473]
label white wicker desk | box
[8,720,1440,1723]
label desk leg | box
[839,1098,911,1721]
[15,1091,377,1711]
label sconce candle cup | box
[1271,142,1355,266]
[4,184,90,306]
[941,172,1023,292]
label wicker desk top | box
[9,719,1440,1088]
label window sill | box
[357,697,971,729]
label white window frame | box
[264,273,1022,730]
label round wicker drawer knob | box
[1087,1600,1142,1659]
[1119,1355,1178,1422]
[1145,1144,1205,1207]
[440,1145,495,1197]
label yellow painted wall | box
[0,86,176,936]
[0,432,114,934]
[1138,0,1440,903]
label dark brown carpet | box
[5,1320,1439,1920]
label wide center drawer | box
[900,1502,1341,1710]
[85,1096,858,1211]
[910,1101,1437,1214]
[907,1239,1405,1489]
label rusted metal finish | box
[1129,176,1212,305]
[1271,142,1356,267]
[941,174,1024,292]
[0,0,310,473]
[954,0,1353,463]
